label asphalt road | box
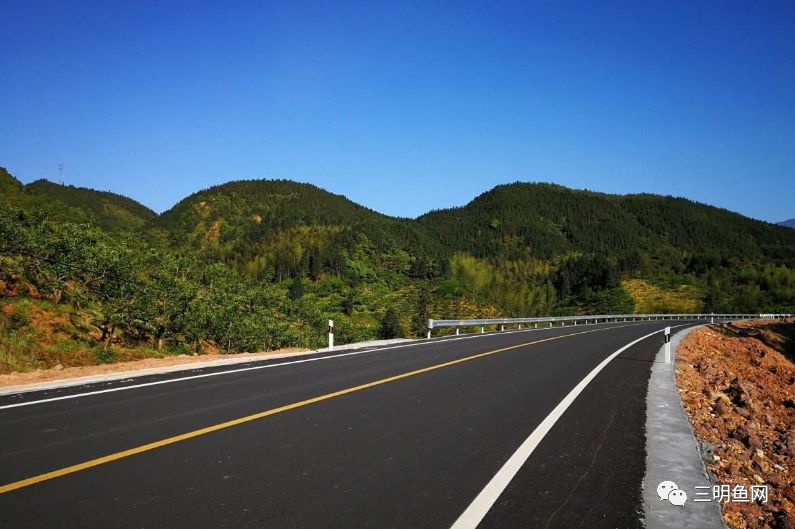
[0,319,702,528]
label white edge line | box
[0,336,466,410]
[0,320,666,411]
[449,323,693,529]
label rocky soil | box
[677,319,795,529]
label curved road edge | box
[643,325,726,529]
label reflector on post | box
[664,326,671,364]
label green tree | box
[379,307,403,339]
[411,289,431,337]
[289,278,304,300]
[342,291,356,316]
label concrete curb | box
[0,337,414,396]
[643,325,726,529]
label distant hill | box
[417,182,795,265]
[0,167,28,207]
[2,167,795,370]
[26,179,157,231]
[153,179,441,281]
[0,167,156,231]
[780,219,795,229]
[3,167,795,346]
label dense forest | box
[1,167,794,372]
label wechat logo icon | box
[657,481,687,506]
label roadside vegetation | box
[1,167,794,373]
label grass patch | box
[93,347,116,364]
[622,278,703,313]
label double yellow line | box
[0,324,637,495]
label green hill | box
[150,179,795,317]
[0,167,29,207]
[0,167,156,231]
[2,168,795,372]
[153,179,442,282]
[416,182,795,314]
[418,182,795,265]
[26,179,157,231]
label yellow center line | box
[0,323,651,495]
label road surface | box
[0,319,701,528]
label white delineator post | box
[427,319,433,339]
[328,319,334,351]
[664,326,671,364]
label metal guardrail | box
[426,313,792,338]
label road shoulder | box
[643,325,725,528]
[0,338,413,396]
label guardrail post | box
[500,324,505,332]
[664,327,671,364]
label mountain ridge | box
[5,168,795,283]
[2,165,794,371]
[4,167,788,228]
[26,178,157,230]
[1,168,157,231]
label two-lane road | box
[0,320,701,528]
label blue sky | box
[1,1,794,221]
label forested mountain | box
[780,219,795,229]
[151,180,443,282]
[418,183,795,264]
[417,183,795,315]
[26,178,157,231]
[2,168,794,372]
[0,168,156,231]
[418,183,651,260]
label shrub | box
[94,347,116,364]
[379,308,404,339]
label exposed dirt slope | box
[677,320,795,529]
